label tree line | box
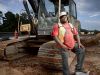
[0,11,29,32]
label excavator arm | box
[23,0,38,35]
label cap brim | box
[59,15,67,18]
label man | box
[52,11,86,75]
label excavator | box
[0,0,78,67]
[23,0,79,70]
[0,0,79,70]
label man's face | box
[60,15,68,23]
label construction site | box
[0,0,100,75]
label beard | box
[60,18,68,24]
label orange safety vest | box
[57,23,74,43]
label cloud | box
[89,12,100,17]
[0,3,8,13]
[84,20,100,25]
[0,0,24,14]
[7,0,22,6]
[90,14,100,17]
[19,0,23,2]
[74,0,100,30]
[75,0,100,13]
[81,19,100,30]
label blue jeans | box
[59,43,85,75]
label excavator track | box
[0,38,27,60]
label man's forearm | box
[76,35,81,44]
[54,36,64,46]
[53,36,68,49]
[76,35,85,49]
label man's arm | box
[53,36,68,50]
[71,26,85,49]
[52,24,68,50]
[75,34,85,49]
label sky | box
[75,0,100,30]
[0,0,100,30]
[0,0,25,14]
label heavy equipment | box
[22,0,78,70]
[0,0,78,63]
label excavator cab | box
[23,0,77,36]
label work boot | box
[75,69,90,75]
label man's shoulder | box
[53,23,59,26]
[53,23,59,28]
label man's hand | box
[54,36,68,51]
[78,43,85,49]
[62,45,68,51]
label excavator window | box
[44,0,55,17]
[70,0,77,19]
[39,0,70,17]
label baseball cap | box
[59,11,67,18]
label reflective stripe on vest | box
[58,23,66,43]
[58,23,74,43]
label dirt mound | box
[81,33,100,47]
[96,33,100,39]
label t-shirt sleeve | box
[51,24,58,36]
[72,27,78,35]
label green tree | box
[2,11,17,32]
[0,11,3,17]
[94,30,99,34]
[0,11,30,32]
[0,11,3,25]
[20,12,29,24]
